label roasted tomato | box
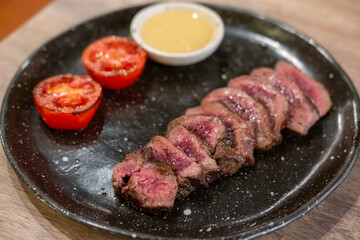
[82,36,147,90]
[33,74,103,130]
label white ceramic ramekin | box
[130,2,225,66]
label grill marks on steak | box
[251,67,319,135]
[228,75,288,143]
[201,88,276,151]
[275,61,332,117]
[145,136,205,199]
[167,125,221,183]
[113,61,332,212]
[185,102,255,175]
[112,150,178,210]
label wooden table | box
[0,0,359,239]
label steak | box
[275,61,332,117]
[186,102,255,175]
[201,88,276,151]
[167,115,227,153]
[167,125,221,183]
[112,62,331,213]
[251,67,319,135]
[145,136,205,199]
[112,150,178,211]
[228,75,288,143]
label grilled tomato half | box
[33,74,103,130]
[82,36,147,90]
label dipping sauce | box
[141,9,214,53]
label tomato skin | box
[33,74,103,130]
[82,36,147,90]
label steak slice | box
[228,75,288,144]
[167,115,227,154]
[167,125,221,183]
[251,67,319,135]
[145,136,205,199]
[275,61,332,117]
[201,87,276,151]
[186,102,255,175]
[112,150,178,211]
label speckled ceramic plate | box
[1,4,359,240]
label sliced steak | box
[251,67,319,135]
[275,61,332,117]
[201,87,276,151]
[186,102,255,175]
[167,125,221,183]
[167,115,227,154]
[112,150,178,211]
[228,75,288,144]
[145,136,205,199]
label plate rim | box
[1,3,360,239]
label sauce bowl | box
[130,2,225,66]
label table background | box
[0,0,51,41]
[0,0,359,239]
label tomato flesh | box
[33,74,103,130]
[82,36,147,90]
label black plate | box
[1,4,359,239]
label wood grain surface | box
[0,0,359,239]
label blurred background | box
[0,0,52,41]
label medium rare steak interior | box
[201,87,277,151]
[166,125,221,183]
[112,150,178,210]
[167,115,227,154]
[185,102,255,175]
[251,67,320,135]
[112,61,332,212]
[228,75,289,142]
[275,61,332,117]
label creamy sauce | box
[141,9,214,53]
